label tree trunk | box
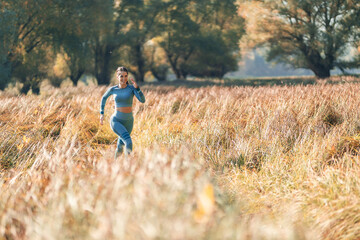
[173,66,182,79]
[167,54,184,80]
[135,43,145,82]
[21,77,40,95]
[151,69,165,81]
[305,49,332,79]
[0,60,11,90]
[309,64,331,79]
[20,78,31,95]
[174,69,184,79]
[95,44,113,85]
[70,69,85,86]
[31,78,40,95]
[180,68,188,80]
[151,66,168,81]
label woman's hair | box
[116,66,128,74]
[116,66,129,84]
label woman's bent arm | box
[132,86,145,103]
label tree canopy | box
[1,0,56,91]
[0,0,244,92]
[156,0,243,79]
[3,0,360,93]
[239,0,360,78]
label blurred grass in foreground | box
[1,76,360,239]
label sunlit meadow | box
[1,77,360,239]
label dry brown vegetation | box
[1,78,360,239]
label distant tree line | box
[2,0,360,94]
[0,0,243,94]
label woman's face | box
[117,71,128,85]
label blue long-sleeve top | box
[100,85,145,115]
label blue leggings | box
[110,111,134,155]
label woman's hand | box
[130,77,138,89]
[100,114,104,125]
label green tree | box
[185,31,239,78]
[157,0,200,80]
[116,0,165,82]
[239,0,360,78]
[50,0,96,86]
[62,37,89,86]
[13,48,49,94]
[157,0,243,80]
[1,0,59,91]
[90,0,125,85]
[185,0,244,78]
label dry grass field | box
[1,77,360,239]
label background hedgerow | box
[1,78,360,239]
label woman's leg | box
[110,114,134,157]
[116,138,125,154]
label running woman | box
[100,66,145,158]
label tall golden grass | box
[1,78,360,239]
